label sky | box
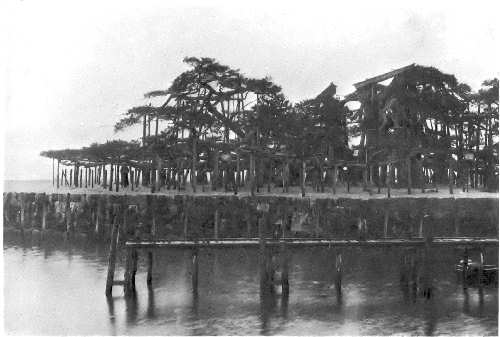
[2,0,499,180]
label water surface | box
[4,234,498,335]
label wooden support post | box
[478,248,484,287]
[421,242,433,299]
[192,247,199,294]
[462,248,469,289]
[214,209,220,239]
[335,252,342,296]
[235,152,240,195]
[130,166,134,192]
[109,165,113,191]
[147,251,153,289]
[65,193,72,237]
[124,248,138,296]
[384,209,389,238]
[386,163,392,199]
[250,152,256,197]
[115,165,119,192]
[258,203,271,295]
[57,160,60,189]
[280,235,290,297]
[41,194,47,231]
[105,210,120,297]
[147,197,155,289]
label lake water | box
[4,233,498,336]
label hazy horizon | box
[4,0,499,180]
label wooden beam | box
[125,238,498,249]
[353,64,415,90]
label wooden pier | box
[105,234,498,297]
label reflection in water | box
[423,297,437,336]
[125,292,139,326]
[147,289,156,319]
[3,234,498,336]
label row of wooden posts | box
[51,156,474,197]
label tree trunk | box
[115,165,119,192]
[156,156,162,192]
[191,135,197,193]
[142,115,147,147]
[448,157,454,195]
[74,164,79,186]
[250,152,256,196]
[235,151,240,194]
[212,148,219,191]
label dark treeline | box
[41,58,499,195]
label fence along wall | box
[3,192,499,241]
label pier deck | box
[125,237,499,249]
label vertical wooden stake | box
[335,252,342,296]
[147,251,153,289]
[384,209,389,238]
[56,160,60,189]
[280,236,290,297]
[214,209,220,240]
[105,212,120,296]
[462,248,469,289]
[386,163,392,199]
[192,247,199,294]
[478,248,484,287]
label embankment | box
[3,192,498,241]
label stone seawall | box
[3,192,498,241]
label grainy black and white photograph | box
[2,0,499,335]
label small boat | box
[455,259,498,286]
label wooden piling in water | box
[280,237,290,297]
[478,248,484,287]
[214,209,220,239]
[105,208,120,297]
[147,197,155,289]
[335,252,342,296]
[192,247,199,294]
